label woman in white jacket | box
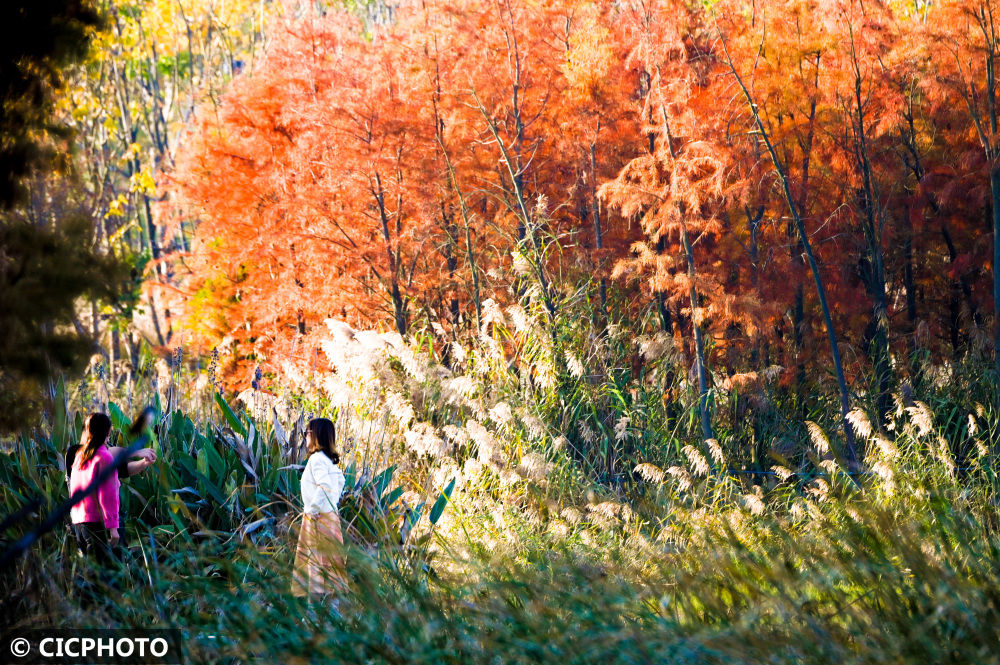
[292,417,348,596]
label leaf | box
[342,461,356,491]
[247,419,258,464]
[240,517,272,538]
[165,496,194,542]
[381,486,404,511]
[215,392,247,437]
[108,401,130,437]
[73,411,83,444]
[195,467,228,505]
[429,477,456,526]
[202,437,226,482]
[273,408,288,453]
[239,459,259,483]
[196,446,209,478]
[52,376,68,449]
[373,464,396,498]
[401,500,425,544]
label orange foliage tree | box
[600,0,762,442]
[165,0,1000,441]
[169,0,643,373]
[926,0,1000,418]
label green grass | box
[6,473,999,664]
[2,291,1000,663]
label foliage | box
[0,0,129,433]
[0,214,125,432]
[0,0,101,205]
[46,0,276,367]
[6,1,1000,661]
[2,356,999,664]
[162,0,1000,457]
[170,0,643,366]
[0,384,443,566]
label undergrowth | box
[2,277,999,663]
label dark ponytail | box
[306,417,340,464]
[77,413,112,465]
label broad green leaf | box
[429,477,456,526]
[215,392,247,437]
[203,438,226,482]
[197,445,209,477]
[108,401,130,437]
[373,464,396,498]
[52,376,68,449]
[406,501,425,531]
[342,461,356,490]
[381,486,404,510]
[192,463,227,505]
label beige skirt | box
[292,511,348,596]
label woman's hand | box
[126,455,156,476]
[130,448,156,474]
[109,528,120,546]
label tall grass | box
[2,268,1000,662]
[6,442,999,665]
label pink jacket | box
[69,444,120,529]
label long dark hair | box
[77,413,112,465]
[306,417,340,464]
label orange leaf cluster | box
[165,0,1000,391]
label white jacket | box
[301,452,346,514]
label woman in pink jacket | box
[69,413,124,563]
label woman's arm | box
[126,458,154,475]
[108,446,157,477]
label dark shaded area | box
[0,1,124,432]
[0,1,102,205]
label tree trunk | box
[589,143,608,320]
[722,41,858,467]
[657,293,671,334]
[441,203,461,327]
[654,92,714,443]
[848,41,893,430]
[903,202,921,390]
[374,174,408,336]
[438,139,482,329]
[793,271,806,398]
[683,228,714,442]
[745,206,764,367]
[992,165,1000,423]
[654,235,672,334]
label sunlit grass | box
[2,284,1000,663]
